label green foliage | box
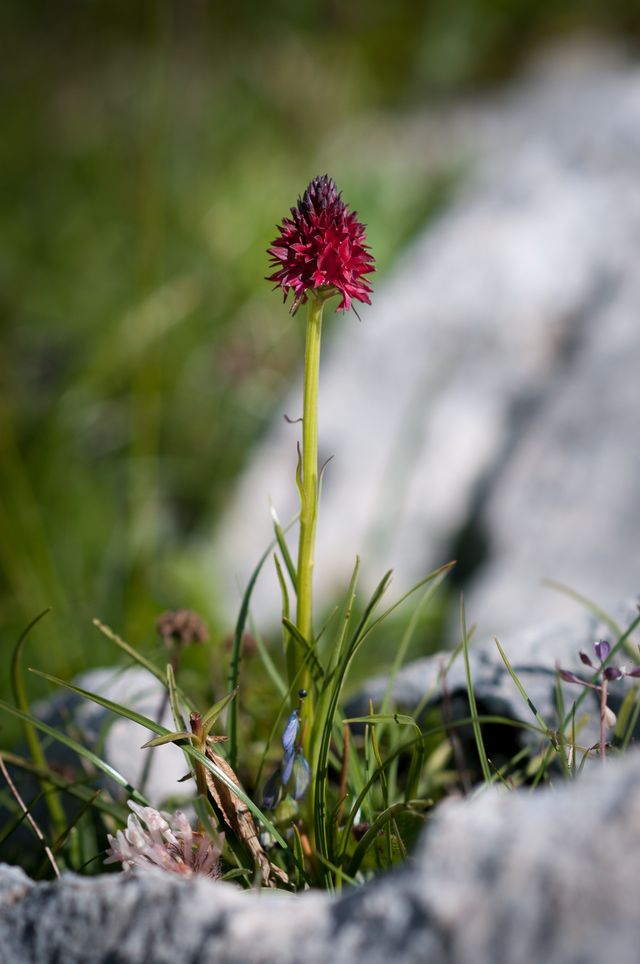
[2,0,640,889]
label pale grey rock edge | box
[211,46,640,637]
[3,749,640,964]
[357,600,640,752]
[36,667,188,808]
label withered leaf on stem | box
[204,745,288,887]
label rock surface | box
[3,746,640,963]
[356,600,640,758]
[38,667,187,808]
[211,46,640,638]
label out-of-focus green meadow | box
[1,1,638,734]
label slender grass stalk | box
[296,294,324,724]
[11,610,67,839]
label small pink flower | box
[105,801,223,879]
[267,175,375,315]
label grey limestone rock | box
[3,745,640,963]
[37,667,188,808]
[211,46,640,638]
[355,600,640,760]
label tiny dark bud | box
[352,822,370,842]
[298,688,307,700]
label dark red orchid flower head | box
[267,174,375,315]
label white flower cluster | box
[105,801,223,879]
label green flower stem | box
[295,295,324,722]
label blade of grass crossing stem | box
[337,713,537,860]
[412,637,467,722]
[10,609,66,836]
[554,676,571,779]
[369,723,394,866]
[380,576,446,717]
[0,751,128,821]
[324,557,360,676]
[360,562,454,645]
[494,638,555,739]
[460,597,492,784]
[281,617,324,682]
[227,537,279,771]
[0,698,149,804]
[342,712,423,808]
[346,801,429,878]
[49,790,100,859]
[542,581,622,640]
[192,794,252,890]
[27,672,288,849]
[93,620,168,688]
[292,822,308,889]
[166,663,189,733]
[271,507,297,593]
[0,786,46,846]
[0,754,60,878]
[621,688,640,751]
[201,685,239,735]
[312,570,393,862]
[273,552,298,692]
[246,619,287,697]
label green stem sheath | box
[295,295,324,716]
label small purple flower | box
[557,638,640,763]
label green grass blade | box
[271,506,297,592]
[10,609,66,835]
[282,617,324,682]
[494,638,554,737]
[201,686,239,734]
[0,699,149,803]
[28,670,288,849]
[166,663,189,733]
[249,615,288,701]
[346,800,429,878]
[380,571,450,717]
[460,597,491,784]
[361,562,454,642]
[323,557,360,676]
[227,537,279,771]
[92,619,166,687]
[0,751,129,822]
[542,581,622,640]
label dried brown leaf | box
[204,746,288,887]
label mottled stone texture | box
[356,600,640,756]
[212,47,640,637]
[3,749,640,963]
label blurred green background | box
[1,1,638,728]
